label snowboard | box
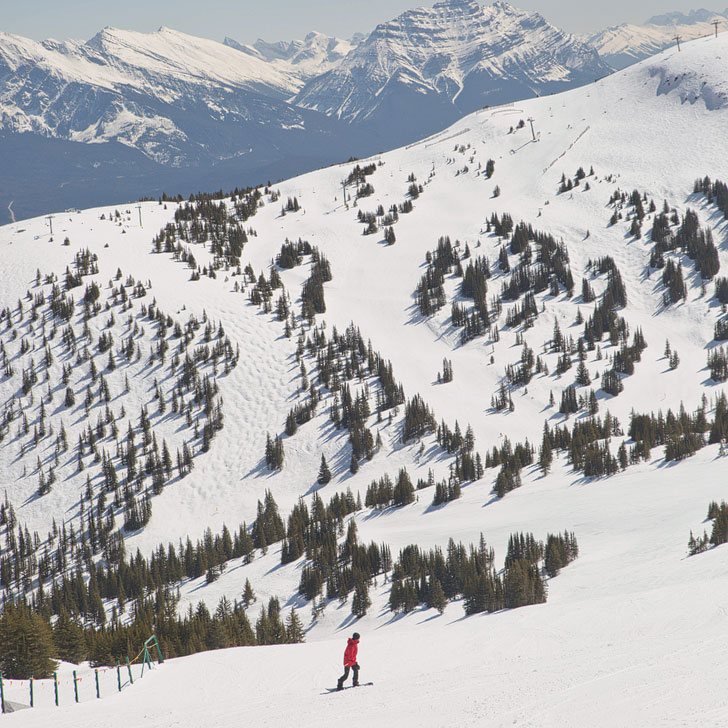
[325,681,374,693]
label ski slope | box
[2,32,728,726]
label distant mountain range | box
[0,26,380,223]
[586,8,728,69]
[1,2,726,222]
[293,0,608,147]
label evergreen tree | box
[243,578,256,608]
[351,581,372,618]
[426,577,447,614]
[317,455,332,485]
[0,606,58,678]
[53,609,87,664]
[285,608,305,643]
[539,426,553,475]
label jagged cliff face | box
[293,0,609,142]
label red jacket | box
[343,638,359,666]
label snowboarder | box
[336,632,360,690]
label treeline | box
[0,595,305,680]
[0,487,370,672]
[388,531,578,615]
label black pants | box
[338,663,359,687]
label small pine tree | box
[351,582,372,618]
[317,455,332,485]
[243,578,256,608]
[539,427,553,475]
[426,577,447,614]
[285,608,305,643]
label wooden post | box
[54,672,59,706]
[95,669,100,699]
[674,35,681,51]
[0,674,5,714]
[126,656,134,685]
[73,670,79,703]
[117,662,122,692]
[713,20,721,38]
[30,676,34,708]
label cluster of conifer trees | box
[388,531,578,615]
[694,176,728,219]
[0,252,235,552]
[354,167,420,242]
[0,484,321,676]
[558,166,593,194]
[688,499,728,555]
[416,213,578,349]
[153,188,262,275]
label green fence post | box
[73,670,79,703]
[117,662,121,692]
[126,657,134,685]
[29,676,34,708]
[95,669,100,699]
[0,674,5,714]
[54,672,59,707]
[152,635,164,664]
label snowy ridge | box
[0,26,300,161]
[586,8,728,69]
[0,25,380,224]
[293,0,609,143]
[224,31,357,80]
[3,31,728,728]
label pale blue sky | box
[2,0,722,43]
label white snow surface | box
[3,33,728,726]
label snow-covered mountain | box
[587,7,728,69]
[224,31,358,79]
[0,26,379,224]
[294,0,609,144]
[3,30,728,726]
[0,2,611,224]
